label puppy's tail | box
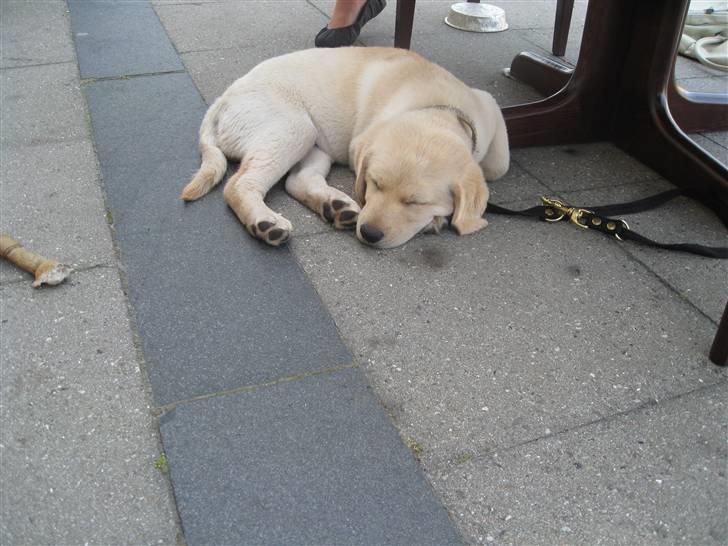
[181,99,227,201]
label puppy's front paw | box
[246,215,292,246]
[322,197,360,230]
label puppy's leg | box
[285,147,360,230]
[223,157,298,246]
[221,109,318,246]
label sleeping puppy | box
[182,47,509,248]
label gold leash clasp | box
[540,196,591,228]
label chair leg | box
[552,0,575,56]
[710,301,728,366]
[394,0,416,49]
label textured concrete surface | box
[0,140,112,284]
[0,0,74,69]
[429,383,727,545]
[68,0,183,78]
[0,271,180,544]
[2,0,726,544]
[155,2,728,543]
[82,71,352,406]
[0,62,87,148]
[71,2,459,543]
[160,367,462,546]
[0,2,180,543]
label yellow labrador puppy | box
[182,47,509,248]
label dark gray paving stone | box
[154,0,326,53]
[0,140,113,284]
[159,367,462,546]
[0,0,75,68]
[561,179,728,323]
[82,73,212,236]
[429,383,728,545]
[68,0,183,79]
[0,63,87,148]
[83,73,351,405]
[0,269,179,544]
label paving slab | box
[677,75,728,94]
[560,179,728,323]
[512,142,660,192]
[311,0,588,36]
[0,139,113,284]
[153,0,326,53]
[180,43,314,104]
[82,72,211,236]
[702,130,728,150]
[429,382,728,545]
[290,218,726,465]
[67,0,183,79]
[0,0,75,69]
[0,269,180,545]
[159,367,462,546]
[357,18,546,106]
[690,133,728,165]
[0,62,87,148]
[83,72,351,406]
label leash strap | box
[486,190,728,259]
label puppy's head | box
[351,117,488,248]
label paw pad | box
[246,219,291,246]
[321,198,360,230]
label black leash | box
[486,189,728,259]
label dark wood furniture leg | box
[552,0,574,56]
[710,301,728,366]
[503,0,728,224]
[394,0,416,49]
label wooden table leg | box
[394,0,416,49]
[503,0,728,224]
[710,301,728,366]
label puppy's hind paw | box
[322,198,360,230]
[246,216,292,247]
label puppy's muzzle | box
[359,223,384,245]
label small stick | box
[0,233,72,288]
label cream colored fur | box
[182,47,509,248]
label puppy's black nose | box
[359,223,384,244]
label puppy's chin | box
[420,216,449,235]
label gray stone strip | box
[159,367,463,546]
[69,1,463,543]
[67,0,183,79]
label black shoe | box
[315,0,387,48]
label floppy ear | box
[352,140,369,206]
[451,161,489,235]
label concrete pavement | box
[1,1,726,544]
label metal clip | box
[541,196,591,228]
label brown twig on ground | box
[0,233,72,288]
